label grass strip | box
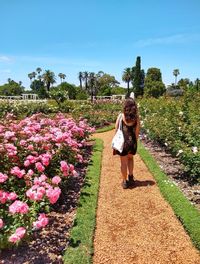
[95,124,115,133]
[63,138,103,264]
[138,140,200,250]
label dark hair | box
[123,98,137,123]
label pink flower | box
[60,161,69,176]
[9,200,29,214]
[0,190,9,204]
[52,176,61,185]
[8,192,18,200]
[10,166,25,178]
[27,144,34,151]
[9,227,26,243]
[33,213,49,229]
[46,187,61,204]
[35,162,45,172]
[0,172,8,183]
[24,160,30,167]
[0,218,4,229]
[27,169,34,176]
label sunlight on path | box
[93,130,200,264]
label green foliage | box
[58,82,77,99]
[139,92,200,181]
[144,68,166,98]
[111,86,126,95]
[75,88,88,100]
[30,79,48,99]
[49,87,69,107]
[0,80,24,96]
[132,56,144,97]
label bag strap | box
[118,113,123,130]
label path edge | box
[138,140,200,251]
[63,138,103,264]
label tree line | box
[0,56,199,99]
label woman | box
[113,97,140,189]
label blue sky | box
[0,0,200,88]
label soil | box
[140,133,200,211]
[0,144,92,264]
[93,130,200,264]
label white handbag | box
[111,114,124,153]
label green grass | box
[63,138,103,264]
[138,140,200,250]
[95,124,115,133]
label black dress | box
[114,119,137,156]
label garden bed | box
[0,143,93,264]
[141,135,200,211]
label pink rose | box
[9,200,29,214]
[46,187,61,204]
[0,218,4,229]
[35,162,45,172]
[8,192,18,200]
[52,176,61,185]
[33,213,49,229]
[0,172,8,183]
[9,227,26,243]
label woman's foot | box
[121,180,129,189]
[128,174,135,185]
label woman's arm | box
[115,113,121,133]
[135,115,140,140]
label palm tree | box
[83,71,89,90]
[28,73,33,83]
[36,67,42,75]
[42,70,56,91]
[173,69,180,87]
[89,72,96,102]
[58,73,63,83]
[62,73,66,82]
[78,72,83,89]
[32,72,36,81]
[122,67,132,96]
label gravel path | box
[93,130,200,264]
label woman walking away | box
[113,97,140,189]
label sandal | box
[128,174,135,185]
[121,180,129,189]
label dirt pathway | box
[93,130,200,264]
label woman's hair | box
[123,98,137,123]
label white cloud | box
[134,33,200,47]
[0,55,12,62]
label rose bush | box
[0,113,94,249]
[139,92,200,182]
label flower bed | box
[139,93,200,182]
[0,113,94,249]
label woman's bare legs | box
[127,154,134,176]
[120,155,128,181]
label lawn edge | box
[138,140,200,250]
[63,138,103,263]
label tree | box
[144,67,166,98]
[42,70,56,91]
[83,71,89,90]
[88,72,96,102]
[173,69,180,87]
[0,80,24,96]
[133,56,144,97]
[28,73,33,84]
[36,67,42,75]
[122,67,132,96]
[57,82,77,99]
[78,72,83,89]
[58,73,63,83]
[30,79,47,98]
